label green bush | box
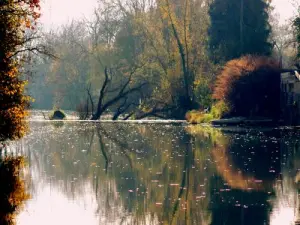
[194,79,213,109]
[210,101,229,118]
[186,101,229,124]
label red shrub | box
[213,55,280,118]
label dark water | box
[6,122,300,225]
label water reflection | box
[188,127,279,225]
[9,122,300,224]
[0,145,29,225]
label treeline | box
[27,0,300,120]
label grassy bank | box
[185,101,228,124]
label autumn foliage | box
[0,0,40,141]
[213,55,281,118]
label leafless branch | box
[91,66,147,120]
[9,46,57,60]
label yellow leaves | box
[160,76,171,90]
[6,67,18,78]
[0,68,28,140]
[4,89,17,96]
[0,1,31,141]
[194,79,201,86]
[160,6,169,20]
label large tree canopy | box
[36,0,216,120]
[208,0,273,63]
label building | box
[281,70,300,125]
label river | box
[3,120,300,225]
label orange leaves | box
[213,55,280,118]
[213,55,279,101]
[5,52,13,59]
[0,1,37,141]
[6,67,18,78]
[25,19,31,28]
[0,104,29,141]
[32,11,40,20]
[16,0,41,30]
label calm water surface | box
[6,122,300,225]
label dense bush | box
[194,79,213,110]
[185,101,228,124]
[185,110,214,124]
[213,55,280,118]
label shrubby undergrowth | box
[186,55,281,123]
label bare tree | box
[269,11,296,68]
[91,66,147,120]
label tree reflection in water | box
[12,122,300,225]
[188,127,280,225]
[0,146,29,225]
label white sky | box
[39,0,297,29]
[40,0,98,28]
[271,0,297,24]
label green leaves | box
[208,0,272,63]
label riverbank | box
[211,117,276,126]
[28,110,284,127]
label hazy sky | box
[40,0,297,29]
[40,0,98,28]
[272,0,297,23]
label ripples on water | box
[5,121,300,225]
